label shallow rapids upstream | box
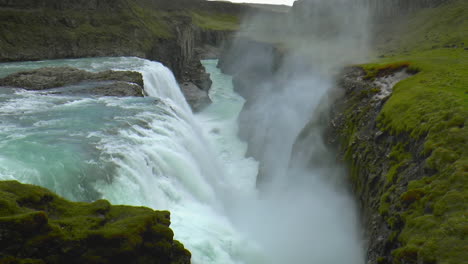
[0,57,364,264]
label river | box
[0,57,363,264]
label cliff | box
[0,180,190,264]
[220,0,467,263]
[315,1,467,263]
[0,0,248,102]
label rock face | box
[323,62,466,264]
[218,38,285,185]
[0,0,250,108]
[221,1,466,263]
[0,67,145,97]
[323,66,419,264]
[0,180,191,264]
[180,82,211,112]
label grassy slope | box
[0,6,170,59]
[191,11,240,31]
[362,1,467,263]
[0,1,242,61]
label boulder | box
[180,82,211,112]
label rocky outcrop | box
[0,0,249,108]
[323,60,466,264]
[217,38,285,185]
[180,82,211,112]
[0,180,190,264]
[324,66,419,264]
[0,67,144,97]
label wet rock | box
[180,82,211,112]
[0,67,144,96]
[321,66,427,264]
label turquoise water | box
[0,57,262,264]
[0,57,364,264]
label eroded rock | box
[180,81,211,112]
[0,67,144,97]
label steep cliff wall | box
[316,1,467,263]
[221,1,467,264]
[0,0,245,92]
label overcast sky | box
[223,0,296,6]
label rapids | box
[0,57,363,264]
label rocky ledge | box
[0,66,212,110]
[0,67,144,97]
[0,0,248,103]
[180,82,211,112]
[324,66,417,264]
[0,181,190,264]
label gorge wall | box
[0,0,249,92]
[220,1,467,264]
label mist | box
[220,0,371,263]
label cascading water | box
[0,46,365,264]
[0,57,265,263]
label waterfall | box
[0,57,261,263]
[0,53,365,263]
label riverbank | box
[329,1,467,263]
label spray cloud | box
[220,0,371,263]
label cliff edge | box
[0,180,190,264]
[326,1,467,263]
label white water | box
[0,57,363,263]
[0,57,262,263]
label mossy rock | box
[0,181,190,264]
[326,3,467,261]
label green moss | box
[0,257,46,264]
[377,256,386,264]
[392,245,419,264]
[379,186,396,216]
[362,61,413,80]
[126,4,172,38]
[364,49,468,263]
[359,87,381,98]
[383,144,413,183]
[400,189,425,206]
[352,1,468,263]
[0,181,190,263]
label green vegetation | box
[362,61,414,80]
[0,0,242,62]
[374,0,468,56]
[362,49,467,264]
[357,1,468,263]
[385,143,413,183]
[0,7,165,60]
[0,181,190,263]
[191,11,240,31]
